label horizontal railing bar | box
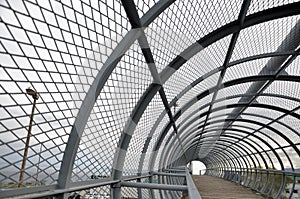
[163,168,186,173]
[153,171,186,177]
[206,168,300,176]
[120,181,188,191]
[1,180,119,199]
[122,174,152,181]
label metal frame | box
[151,75,300,166]
[1,1,300,199]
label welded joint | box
[111,181,121,188]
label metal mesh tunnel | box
[0,0,300,198]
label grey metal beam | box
[144,51,299,164]
[153,75,300,165]
[57,28,142,192]
[191,138,278,185]
[168,50,299,109]
[177,92,300,137]
[112,7,188,198]
[145,2,300,173]
[110,5,187,199]
[120,181,188,191]
[2,180,119,199]
[185,167,203,199]
[138,111,167,174]
[173,134,264,173]
[140,0,176,27]
[179,105,300,151]
[183,119,297,168]
[176,137,251,175]
[163,168,186,173]
[221,19,300,132]
[198,134,273,168]
[55,0,177,196]
[221,106,300,152]
[122,174,152,181]
[169,94,300,163]
[192,0,252,158]
[111,83,161,179]
[169,123,284,176]
[161,104,300,178]
[157,90,300,173]
[153,172,186,177]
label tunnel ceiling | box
[0,0,300,197]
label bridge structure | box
[0,0,300,198]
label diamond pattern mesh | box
[72,40,152,181]
[123,93,163,176]
[0,0,300,198]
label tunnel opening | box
[189,161,207,175]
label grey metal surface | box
[121,181,188,191]
[1,1,300,199]
[185,167,202,199]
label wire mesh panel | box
[153,127,173,171]
[231,15,300,62]
[146,0,242,73]
[1,0,300,198]
[134,0,157,17]
[121,180,138,199]
[123,93,164,176]
[77,185,110,199]
[72,40,153,181]
[278,115,300,144]
[0,0,131,187]
[178,105,210,136]
[164,35,231,105]
[286,56,300,75]
[142,113,169,173]
[247,0,300,15]
[223,57,272,83]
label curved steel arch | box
[165,130,271,171]
[161,127,267,175]
[154,92,299,170]
[175,108,300,165]
[158,115,298,190]
[200,142,257,177]
[199,131,280,168]
[181,137,253,172]
[184,140,258,184]
[183,135,279,191]
[152,76,300,162]
[111,4,300,184]
[154,99,298,194]
[176,109,299,154]
[2,0,300,198]
[179,116,300,159]
[172,91,299,152]
[176,102,300,147]
[57,0,176,189]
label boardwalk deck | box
[192,175,266,199]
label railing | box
[2,167,202,199]
[206,167,300,199]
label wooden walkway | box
[192,175,266,199]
